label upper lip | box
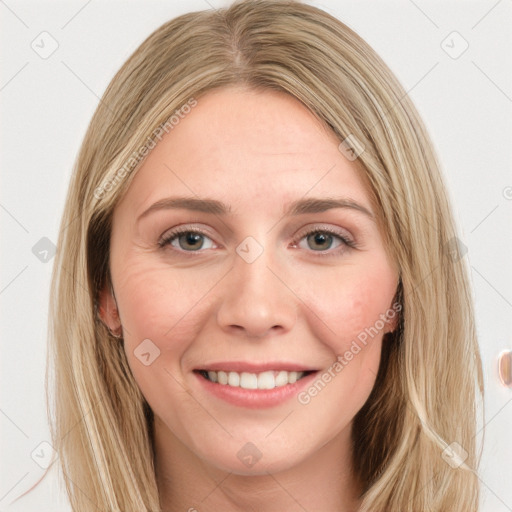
[195,362,318,373]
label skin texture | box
[99,86,399,512]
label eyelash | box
[158,226,357,257]
[295,226,357,256]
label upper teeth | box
[206,370,305,390]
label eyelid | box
[290,224,357,257]
[158,224,217,249]
[158,223,357,255]
[292,224,354,245]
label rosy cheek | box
[302,269,394,353]
[116,264,214,362]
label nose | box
[216,244,297,339]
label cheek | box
[112,259,224,390]
[292,265,394,425]
[115,257,225,338]
[294,257,397,359]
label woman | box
[46,0,483,510]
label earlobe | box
[385,315,399,334]
[97,284,123,336]
[385,278,402,334]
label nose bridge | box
[234,240,278,298]
[216,236,297,337]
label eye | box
[158,225,357,256]
[159,228,215,252]
[293,227,356,255]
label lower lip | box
[194,371,319,409]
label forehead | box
[116,86,374,218]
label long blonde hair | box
[46,0,484,510]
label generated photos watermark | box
[94,97,198,200]
[297,301,402,405]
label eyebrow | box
[136,196,374,222]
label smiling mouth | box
[196,369,315,390]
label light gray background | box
[1,0,511,510]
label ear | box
[97,284,122,335]
[384,311,399,334]
[384,278,402,334]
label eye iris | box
[307,232,332,251]
[179,232,203,250]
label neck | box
[154,417,362,512]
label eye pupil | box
[179,232,203,250]
[307,232,332,251]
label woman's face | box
[103,86,399,475]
